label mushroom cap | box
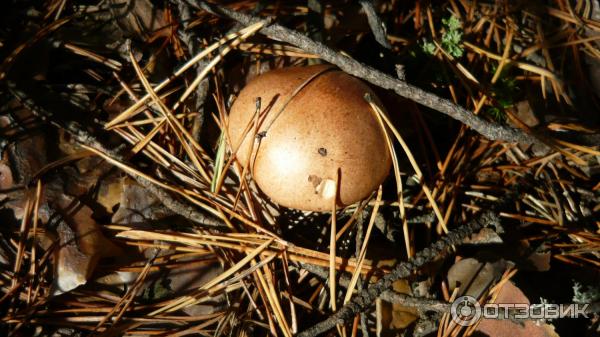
[228,65,391,212]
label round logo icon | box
[451,296,481,326]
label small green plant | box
[486,106,506,122]
[421,15,464,58]
[485,64,520,122]
[441,16,464,58]
[421,40,437,56]
[141,277,172,302]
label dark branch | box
[298,262,450,314]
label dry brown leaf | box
[475,282,558,337]
[378,279,419,334]
[108,0,167,41]
[112,178,167,224]
[509,101,540,128]
[96,176,125,214]
[0,159,14,190]
[51,196,123,295]
[448,258,508,299]
[463,228,503,245]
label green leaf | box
[211,132,227,193]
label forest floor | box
[0,1,599,336]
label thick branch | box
[189,0,540,145]
[298,262,450,314]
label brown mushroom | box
[228,65,391,212]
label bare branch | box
[298,262,450,314]
[359,0,392,49]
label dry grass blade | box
[343,185,382,305]
[128,47,211,183]
[62,42,122,71]
[92,255,156,333]
[80,144,222,220]
[26,181,43,305]
[115,229,379,277]
[32,151,94,180]
[236,42,319,58]
[13,199,32,289]
[256,259,293,337]
[463,41,561,80]
[130,119,166,155]
[369,94,411,257]
[172,21,266,111]
[554,139,600,156]
[105,21,266,128]
[329,171,339,313]
[366,95,448,233]
[490,28,514,84]
[0,16,71,80]
[149,238,274,315]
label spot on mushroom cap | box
[228,65,391,212]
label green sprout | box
[441,16,464,58]
[421,40,437,55]
[210,132,227,193]
[141,277,172,302]
[485,64,520,122]
[421,15,464,58]
[486,106,506,122]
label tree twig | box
[187,0,541,146]
[354,214,370,337]
[298,262,450,314]
[359,0,392,49]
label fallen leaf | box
[0,159,14,190]
[448,258,507,299]
[96,176,125,214]
[108,0,167,41]
[475,281,558,337]
[463,227,503,245]
[51,196,123,295]
[378,279,419,334]
[112,178,166,224]
[510,100,540,128]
